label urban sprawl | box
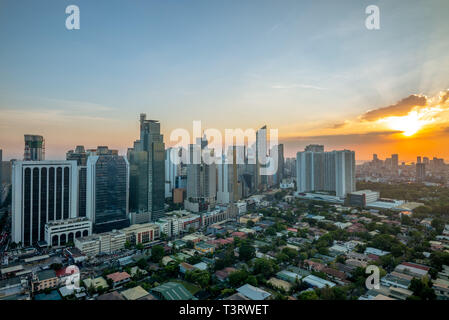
[1,114,449,301]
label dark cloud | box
[361,94,427,121]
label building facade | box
[86,152,130,233]
[128,114,165,221]
[24,135,45,161]
[12,160,78,246]
[296,146,355,197]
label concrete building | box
[155,210,201,237]
[24,135,45,161]
[185,137,217,213]
[74,230,126,256]
[165,148,179,199]
[44,217,92,247]
[121,223,160,245]
[66,146,88,218]
[416,163,426,182]
[347,190,380,207]
[296,146,355,197]
[12,160,78,246]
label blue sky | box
[1,0,448,160]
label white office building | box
[12,160,78,246]
[296,147,355,197]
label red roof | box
[107,272,131,282]
[231,232,247,238]
[55,267,77,278]
[401,262,430,271]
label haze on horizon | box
[1,0,449,162]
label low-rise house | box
[394,262,430,279]
[106,272,131,288]
[236,284,271,300]
[83,277,109,291]
[381,274,411,289]
[121,286,152,300]
[32,270,58,292]
[276,270,302,283]
[268,277,292,292]
[215,267,237,282]
[194,242,215,254]
[150,282,195,300]
[96,291,125,300]
[364,247,390,257]
[433,278,449,300]
[302,275,336,289]
[303,260,325,272]
[179,262,195,274]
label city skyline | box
[1,0,449,161]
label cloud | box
[361,94,428,121]
[330,122,347,129]
[440,90,449,104]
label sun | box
[381,111,427,136]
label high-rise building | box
[416,163,426,182]
[165,148,179,199]
[271,144,284,186]
[305,144,324,152]
[391,154,399,171]
[417,156,422,164]
[255,125,268,190]
[128,114,165,221]
[67,146,88,218]
[217,146,243,204]
[24,135,45,161]
[86,149,130,233]
[185,137,217,212]
[296,146,355,197]
[11,160,78,246]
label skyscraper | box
[24,135,45,161]
[11,160,78,246]
[416,163,426,182]
[86,148,130,233]
[66,146,88,218]
[391,154,399,171]
[185,136,217,212]
[255,125,268,190]
[296,146,355,197]
[271,144,284,186]
[128,114,165,221]
[165,148,179,199]
[217,146,243,204]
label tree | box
[246,220,255,228]
[137,258,148,270]
[185,269,210,287]
[253,258,278,277]
[151,245,165,263]
[408,277,436,300]
[228,270,249,287]
[298,290,319,300]
[239,244,256,262]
